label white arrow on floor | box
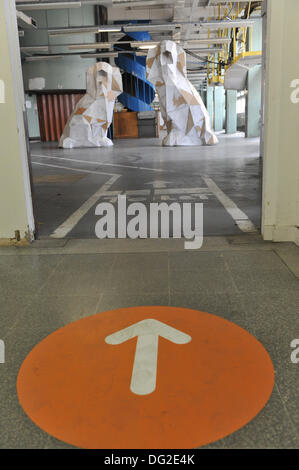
[145,181,172,189]
[105,319,191,396]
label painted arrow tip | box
[105,318,192,396]
[105,318,191,345]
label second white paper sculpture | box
[146,40,218,146]
[59,62,123,148]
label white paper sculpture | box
[146,40,218,146]
[59,62,123,148]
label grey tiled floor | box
[0,236,298,448]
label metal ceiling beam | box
[47,19,255,36]
[16,10,37,29]
[25,55,63,61]
[48,25,122,35]
[21,45,49,52]
[200,19,255,28]
[16,0,112,7]
[16,2,82,10]
[67,39,230,51]
[185,38,231,45]
[123,24,179,32]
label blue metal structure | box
[115,30,155,112]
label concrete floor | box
[1,135,298,449]
[0,235,298,448]
[29,133,262,238]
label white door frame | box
[4,0,35,240]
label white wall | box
[20,6,96,90]
[262,0,299,245]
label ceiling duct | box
[16,2,82,10]
[48,25,122,35]
[25,55,63,61]
[16,10,37,29]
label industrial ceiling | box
[15,0,263,88]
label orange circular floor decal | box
[17,307,274,449]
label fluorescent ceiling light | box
[49,25,122,35]
[25,55,63,61]
[98,27,122,33]
[123,24,178,32]
[138,44,157,50]
[132,41,158,48]
[17,2,82,10]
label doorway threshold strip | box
[203,177,257,233]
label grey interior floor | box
[0,236,298,449]
[29,133,262,239]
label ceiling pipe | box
[48,26,122,35]
[23,49,146,61]
[67,40,230,50]
[17,2,82,10]
[47,18,255,36]
[16,1,112,8]
[16,10,37,29]
[25,55,64,61]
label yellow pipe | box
[244,1,252,51]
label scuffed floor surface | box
[0,235,298,448]
[29,133,262,238]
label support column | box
[225,90,237,134]
[246,65,262,138]
[0,0,35,241]
[199,87,207,107]
[214,85,225,132]
[206,86,213,127]
[262,0,299,245]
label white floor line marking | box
[31,153,166,173]
[105,319,191,396]
[51,175,120,238]
[203,177,258,233]
[31,161,119,178]
[31,162,120,238]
